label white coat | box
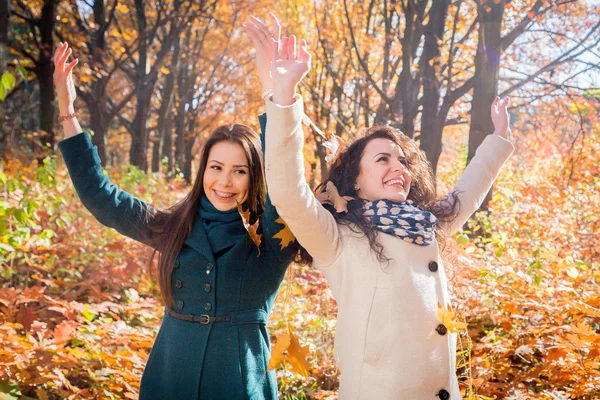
[264,96,514,399]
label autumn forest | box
[1,0,599,399]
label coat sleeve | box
[436,134,514,234]
[256,113,298,261]
[58,132,158,248]
[263,96,343,267]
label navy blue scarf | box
[363,199,438,246]
[197,195,247,254]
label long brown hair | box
[306,125,460,264]
[145,124,266,309]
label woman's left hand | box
[491,96,513,141]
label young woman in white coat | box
[255,28,514,399]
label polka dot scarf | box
[363,199,439,246]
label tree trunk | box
[155,33,181,173]
[467,3,504,211]
[419,0,450,182]
[37,0,58,149]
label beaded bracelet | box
[261,88,272,99]
[58,111,80,122]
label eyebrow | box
[373,152,392,159]
[209,160,249,168]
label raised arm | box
[261,34,342,266]
[54,43,157,248]
[437,97,515,234]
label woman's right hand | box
[270,35,311,106]
[53,42,79,113]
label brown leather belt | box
[167,308,268,325]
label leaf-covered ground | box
[1,99,599,400]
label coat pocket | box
[363,288,392,367]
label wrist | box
[59,104,75,115]
[271,86,297,106]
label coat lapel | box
[184,216,216,264]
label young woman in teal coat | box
[53,36,295,399]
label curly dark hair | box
[300,125,461,265]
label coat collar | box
[184,215,216,264]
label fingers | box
[65,58,79,75]
[288,35,296,60]
[249,16,273,44]
[268,12,281,42]
[280,36,289,60]
[54,42,67,68]
[242,23,264,48]
[299,39,311,64]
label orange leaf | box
[267,331,291,370]
[437,303,468,333]
[268,329,311,377]
[273,217,296,250]
[53,320,78,345]
[237,201,262,253]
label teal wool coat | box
[58,115,296,399]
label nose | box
[219,173,233,187]
[391,159,406,172]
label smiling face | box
[203,141,250,211]
[355,138,412,203]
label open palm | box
[270,36,311,90]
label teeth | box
[385,179,404,186]
[215,190,235,198]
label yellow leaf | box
[273,217,296,249]
[267,329,310,377]
[540,248,557,262]
[160,66,171,75]
[287,331,311,377]
[237,201,262,253]
[267,331,291,370]
[566,267,579,279]
[437,303,468,333]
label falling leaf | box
[323,133,347,164]
[267,331,291,371]
[437,303,468,333]
[319,181,354,213]
[237,201,262,253]
[267,329,310,377]
[273,217,296,250]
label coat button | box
[206,263,214,275]
[174,260,180,269]
[436,324,448,336]
[177,300,184,310]
[204,302,212,311]
[175,279,182,288]
[437,389,450,400]
[428,261,439,272]
[204,283,212,292]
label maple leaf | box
[268,329,311,377]
[323,132,347,165]
[437,303,468,333]
[237,201,262,254]
[318,181,354,213]
[273,217,296,250]
[267,331,291,371]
